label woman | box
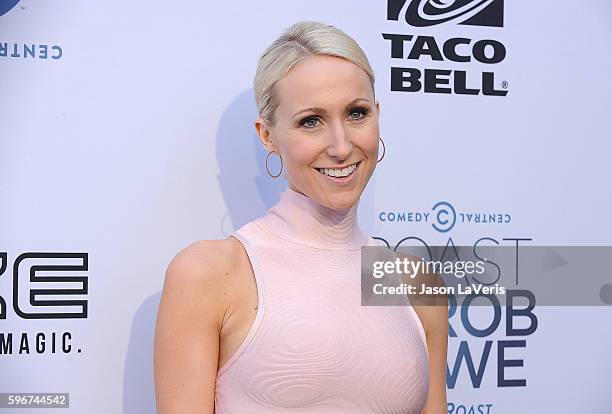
[154,21,448,413]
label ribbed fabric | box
[214,186,429,413]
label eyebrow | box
[291,97,372,119]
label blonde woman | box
[154,20,448,413]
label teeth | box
[318,162,359,178]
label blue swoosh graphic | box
[0,0,20,17]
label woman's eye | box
[300,108,369,128]
[349,108,369,120]
[301,117,320,128]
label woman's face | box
[256,55,381,210]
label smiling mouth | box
[316,160,362,178]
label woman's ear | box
[255,117,277,153]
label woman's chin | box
[323,190,361,210]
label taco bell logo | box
[383,0,508,95]
[388,0,504,27]
[0,0,20,17]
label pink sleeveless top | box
[214,187,429,413]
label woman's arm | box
[154,240,230,413]
[414,292,449,414]
[399,254,449,414]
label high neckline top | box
[255,186,372,251]
[216,185,430,413]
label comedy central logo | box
[378,201,512,233]
[0,0,20,17]
[388,0,504,27]
[431,201,456,233]
[0,0,64,60]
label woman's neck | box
[257,186,369,251]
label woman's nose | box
[326,128,354,161]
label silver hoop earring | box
[377,136,386,163]
[265,151,283,178]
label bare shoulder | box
[155,238,244,412]
[161,238,246,325]
[164,238,240,283]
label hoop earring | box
[377,136,386,163]
[265,151,283,178]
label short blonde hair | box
[254,20,376,127]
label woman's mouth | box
[316,160,362,185]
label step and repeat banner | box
[1,0,611,413]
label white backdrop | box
[1,0,611,412]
